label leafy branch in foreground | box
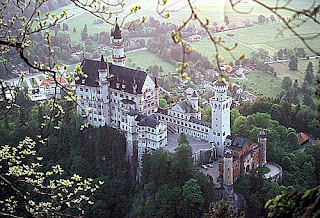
[0,137,101,217]
[265,185,320,217]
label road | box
[264,163,282,180]
[264,55,320,64]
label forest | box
[1,90,319,217]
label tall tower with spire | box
[110,22,126,67]
[209,78,232,157]
[98,55,111,125]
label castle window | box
[86,89,88,92]
[97,90,101,94]
[80,88,83,91]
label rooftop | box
[78,58,147,94]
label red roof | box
[241,91,249,97]
[314,139,320,145]
[40,77,67,86]
[190,34,201,39]
[297,132,310,145]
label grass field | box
[230,21,320,57]
[269,59,319,81]
[190,37,255,64]
[116,50,176,75]
[230,58,319,98]
[230,71,282,97]
[191,20,320,64]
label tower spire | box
[110,19,126,67]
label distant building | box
[28,76,68,101]
[297,132,310,145]
[39,77,68,98]
[189,34,202,42]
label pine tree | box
[81,24,88,41]
[288,56,298,70]
[305,71,315,84]
[306,61,314,73]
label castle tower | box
[98,55,108,82]
[223,149,234,192]
[258,130,267,167]
[98,55,111,125]
[110,23,126,67]
[189,90,199,111]
[154,77,159,109]
[209,78,232,157]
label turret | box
[213,77,228,102]
[258,130,267,167]
[189,90,199,111]
[98,55,108,83]
[110,22,126,67]
[223,149,233,188]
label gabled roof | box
[177,101,197,113]
[109,64,147,94]
[297,132,310,145]
[77,59,101,87]
[77,59,147,94]
[40,77,67,86]
[230,136,246,152]
[138,114,159,128]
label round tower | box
[208,77,232,157]
[110,23,126,67]
[223,148,233,188]
[258,130,267,167]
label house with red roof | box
[40,77,68,97]
[297,132,310,145]
[188,34,202,42]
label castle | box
[75,23,267,184]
